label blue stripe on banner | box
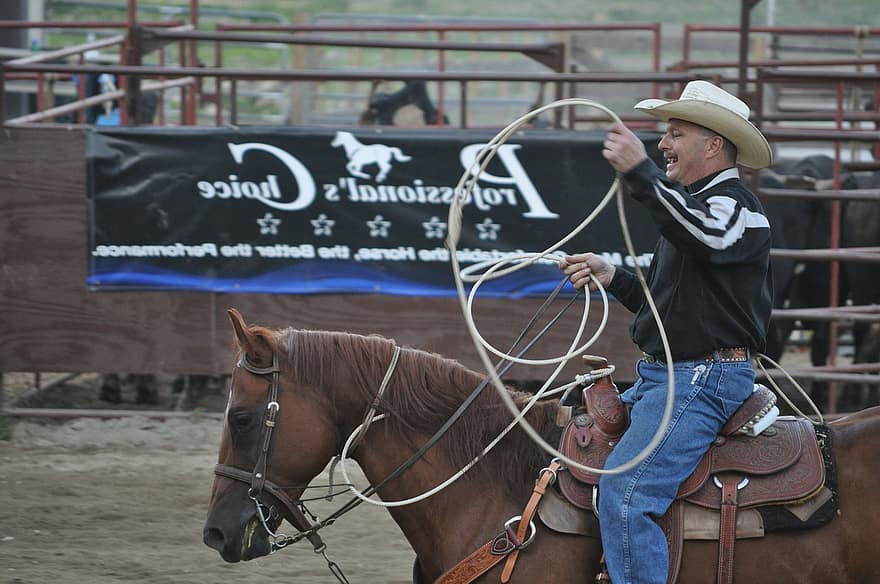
[88,262,573,297]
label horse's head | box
[330,131,348,148]
[203,309,339,562]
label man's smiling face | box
[657,119,718,185]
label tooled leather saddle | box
[551,358,828,584]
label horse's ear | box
[228,308,249,343]
[227,308,273,366]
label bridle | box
[213,278,579,582]
[213,351,350,583]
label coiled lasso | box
[337,99,681,508]
[446,97,678,476]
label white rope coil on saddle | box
[754,353,824,424]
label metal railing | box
[0,19,186,124]
[3,19,668,128]
[1,22,692,128]
[3,13,880,415]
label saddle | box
[553,361,827,584]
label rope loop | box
[447,98,679,477]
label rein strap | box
[435,460,561,584]
[320,278,579,527]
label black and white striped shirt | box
[608,159,773,359]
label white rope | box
[348,345,402,449]
[333,100,815,504]
[335,279,602,507]
[753,353,824,424]
[333,98,680,508]
[465,253,609,365]
[446,97,677,476]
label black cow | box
[839,171,880,407]
[843,170,880,355]
[762,157,879,409]
[99,373,224,408]
[99,373,159,405]
[761,155,842,365]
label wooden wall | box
[0,126,640,380]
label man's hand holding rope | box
[559,253,616,293]
[602,122,649,174]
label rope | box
[331,280,584,508]
[348,344,401,450]
[446,97,677,476]
[754,353,824,424]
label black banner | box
[87,126,661,296]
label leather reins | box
[316,277,581,526]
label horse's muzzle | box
[203,514,272,562]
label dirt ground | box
[0,375,415,584]
[1,345,876,584]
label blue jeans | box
[598,357,755,584]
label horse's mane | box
[269,327,560,492]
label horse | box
[203,309,880,583]
[330,130,412,183]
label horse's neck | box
[330,345,541,575]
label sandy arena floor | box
[1,343,875,584]
[0,375,415,584]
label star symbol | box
[422,216,447,240]
[367,214,392,238]
[256,212,281,235]
[476,217,501,241]
[310,213,336,237]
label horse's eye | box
[229,410,256,434]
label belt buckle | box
[715,347,748,362]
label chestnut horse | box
[204,309,880,583]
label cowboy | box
[559,81,774,584]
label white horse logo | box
[331,131,412,183]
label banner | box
[87,126,661,296]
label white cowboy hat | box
[634,80,772,169]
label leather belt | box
[642,347,749,364]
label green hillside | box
[48,0,880,28]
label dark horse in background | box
[203,310,880,583]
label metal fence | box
[2,6,880,415]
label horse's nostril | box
[203,526,226,552]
